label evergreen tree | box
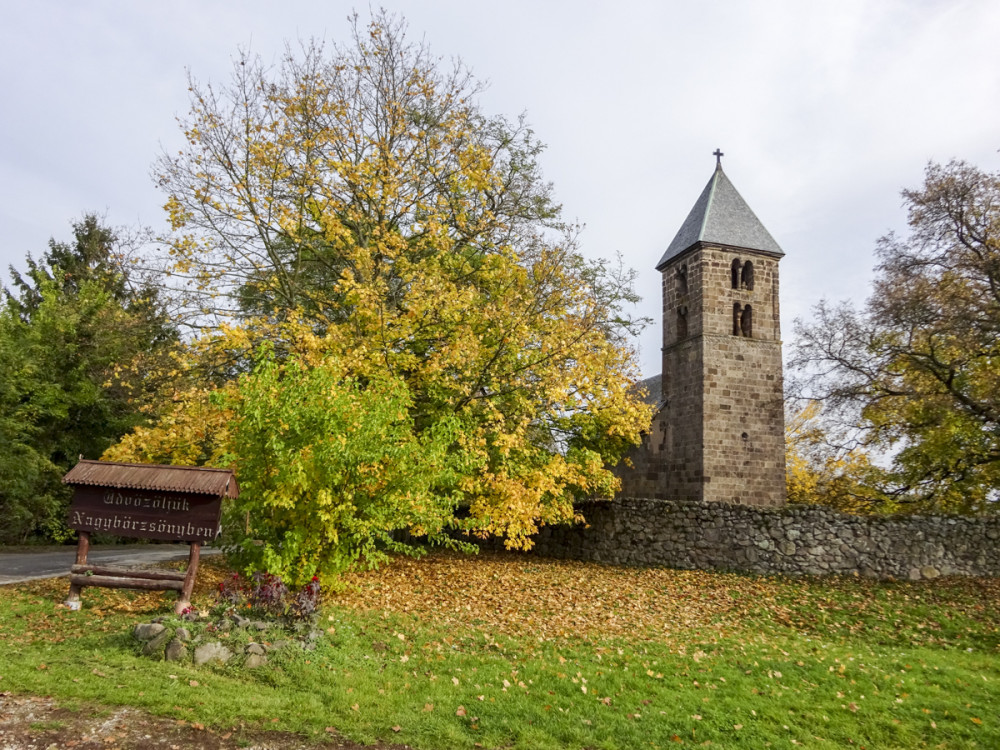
[0,216,178,542]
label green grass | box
[0,555,998,749]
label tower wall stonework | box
[616,243,785,506]
[697,245,784,506]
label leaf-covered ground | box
[1,550,998,749]
[338,552,784,643]
[337,550,1000,650]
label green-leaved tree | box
[0,216,177,542]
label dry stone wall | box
[530,498,1000,580]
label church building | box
[618,153,786,507]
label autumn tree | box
[0,216,178,542]
[784,400,887,513]
[791,160,1000,513]
[110,11,651,575]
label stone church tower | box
[618,154,786,507]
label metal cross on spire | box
[713,148,724,167]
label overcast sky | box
[2,0,999,377]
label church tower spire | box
[618,154,786,507]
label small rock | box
[142,629,172,658]
[175,627,192,642]
[245,653,268,669]
[920,566,941,579]
[908,568,922,581]
[194,641,233,666]
[230,614,250,628]
[133,623,166,642]
[271,640,292,651]
[246,643,266,655]
[252,621,270,632]
[164,638,188,662]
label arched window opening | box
[732,302,742,336]
[741,304,753,338]
[741,260,755,291]
[677,306,688,340]
[730,258,741,289]
[677,264,688,294]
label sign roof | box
[63,460,238,498]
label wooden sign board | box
[61,460,238,614]
[67,486,222,543]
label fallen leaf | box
[392,725,401,732]
[423,703,434,712]
[189,680,199,687]
[456,706,467,717]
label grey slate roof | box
[634,373,663,408]
[656,164,783,269]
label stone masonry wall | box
[530,498,1000,580]
[619,243,786,506]
[659,249,705,502]
[697,246,785,507]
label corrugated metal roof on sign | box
[63,460,238,498]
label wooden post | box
[174,542,201,615]
[64,530,90,609]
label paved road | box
[0,544,221,585]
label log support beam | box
[63,534,204,614]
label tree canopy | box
[108,12,651,578]
[0,216,177,542]
[791,160,1000,513]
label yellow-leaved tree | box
[107,11,652,580]
[784,400,887,514]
